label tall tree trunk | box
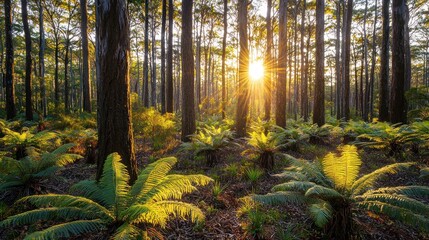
[54,37,60,109]
[39,0,47,117]
[5,0,16,120]
[335,0,342,120]
[95,0,137,182]
[236,0,250,136]
[379,0,390,121]
[166,0,174,113]
[369,0,378,120]
[390,0,407,123]
[161,0,166,113]
[363,0,369,121]
[22,0,33,120]
[276,0,288,128]
[264,0,272,121]
[300,0,308,121]
[313,0,325,126]
[343,0,353,120]
[222,0,228,119]
[181,0,196,141]
[143,0,150,107]
[64,40,70,112]
[151,15,157,108]
[80,0,91,112]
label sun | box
[249,60,265,82]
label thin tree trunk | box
[276,0,288,128]
[22,0,33,120]
[151,13,157,108]
[369,0,378,120]
[161,0,166,113]
[181,0,196,141]
[313,0,325,126]
[166,0,174,113]
[363,0,369,121]
[39,0,47,117]
[80,0,91,112]
[335,0,342,119]
[379,0,390,121]
[343,0,353,120]
[64,39,70,112]
[236,0,250,136]
[300,0,308,121]
[5,0,16,119]
[143,0,150,107]
[222,0,228,119]
[95,0,137,182]
[54,37,60,108]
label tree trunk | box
[379,0,390,122]
[276,0,288,128]
[335,0,342,120]
[300,0,308,121]
[222,0,228,119]
[363,0,369,121]
[181,0,196,142]
[80,0,91,113]
[4,0,16,120]
[390,0,407,123]
[143,0,150,107]
[343,0,353,120]
[39,0,47,117]
[166,0,174,113]
[151,14,157,108]
[313,0,325,126]
[161,0,166,113]
[64,39,70,112]
[96,0,137,182]
[369,0,378,120]
[236,0,250,137]
[54,37,60,109]
[22,0,33,120]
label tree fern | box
[251,145,429,239]
[1,153,212,240]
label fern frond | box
[305,185,344,200]
[113,223,141,240]
[283,154,330,186]
[420,168,429,179]
[351,163,415,195]
[309,201,333,228]
[356,201,429,232]
[98,153,130,213]
[356,194,429,218]
[154,200,205,223]
[70,180,103,203]
[17,194,113,220]
[0,207,93,227]
[130,157,176,199]
[272,171,308,181]
[363,186,429,199]
[23,219,106,240]
[0,157,20,174]
[322,145,360,190]
[123,204,168,227]
[252,191,307,205]
[271,181,316,193]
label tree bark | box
[343,0,353,120]
[80,0,92,113]
[181,0,196,141]
[143,0,150,107]
[313,0,325,126]
[276,0,288,128]
[22,0,33,120]
[369,0,378,120]
[161,0,166,113]
[96,0,137,182]
[151,13,157,108]
[300,0,308,121]
[4,0,16,120]
[335,0,342,119]
[379,0,390,122]
[222,0,228,119]
[236,0,250,137]
[390,0,407,123]
[166,0,174,113]
[39,0,47,117]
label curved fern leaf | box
[252,191,307,205]
[309,201,333,228]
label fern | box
[251,145,429,239]
[1,153,212,240]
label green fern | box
[0,143,81,200]
[1,153,212,240]
[251,145,429,239]
[244,130,285,170]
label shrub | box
[245,131,284,170]
[1,153,212,239]
[0,144,81,200]
[252,145,429,239]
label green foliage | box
[48,113,97,131]
[274,126,309,151]
[212,181,226,199]
[354,122,420,157]
[420,167,429,179]
[133,108,177,150]
[406,87,429,120]
[1,153,212,239]
[252,145,429,238]
[182,125,236,167]
[245,130,284,170]
[246,168,264,185]
[0,144,81,200]
[1,128,60,159]
[244,209,266,239]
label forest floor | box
[32,134,429,240]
